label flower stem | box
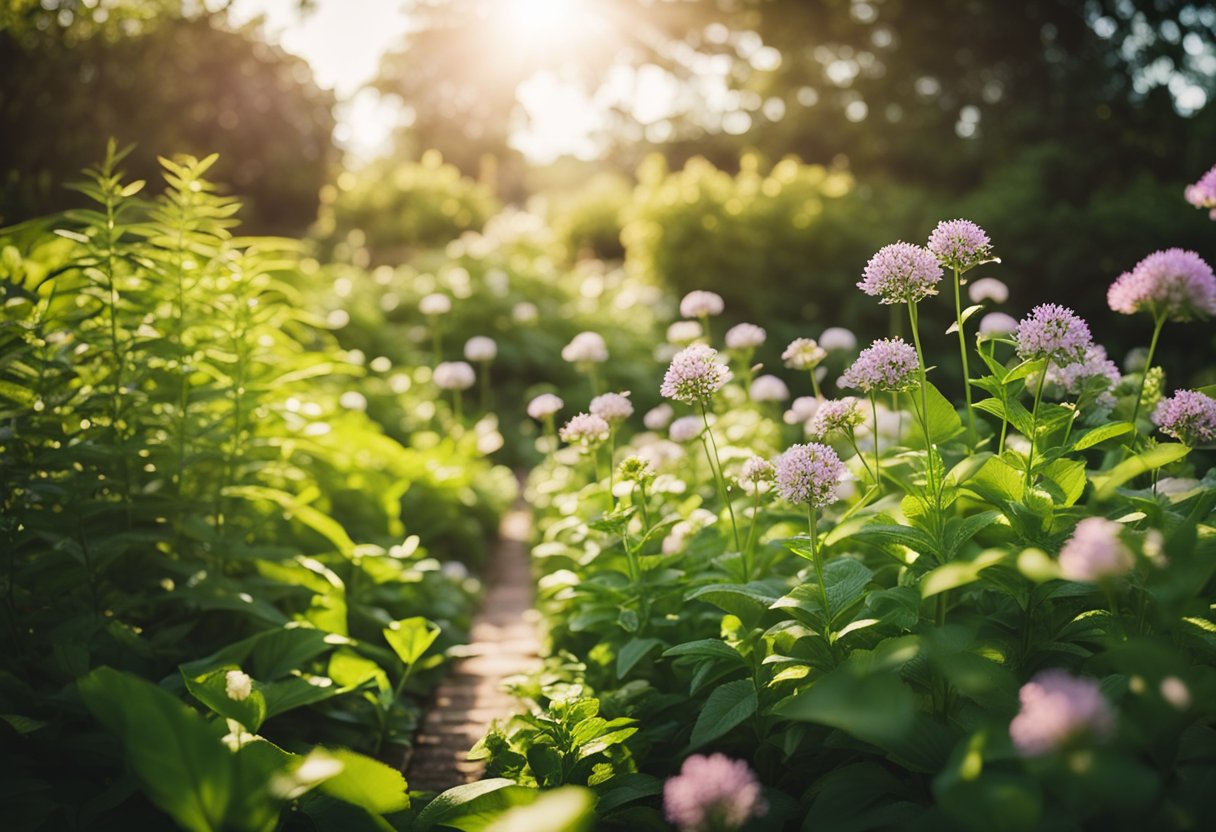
[846,429,876,486]
[1130,314,1166,433]
[807,505,831,635]
[953,266,977,447]
[1024,359,1050,489]
[700,404,742,554]
[869,394,883,493]
[906,301,937,500]
[742,488,761,582]
[809,369,822,400]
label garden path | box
[403,490,540,791]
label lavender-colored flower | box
[680,290,726,318]
[1107,249,1216,321]
[978,311,1018,338]
[590,391,634,424]
[1015,304,1092,365]
[526,393,564,421]
[1185,164,1216,214]
[858,241,943,304]
[667,320,704,345]
[782,338,827,370]
[419,293,451,316]
[1047,344,1121,419]
[968,277,1009,305]
[464,336,497,362]
[1009,670,1115,757]
[839,338,919,394]
[561,331,608,363]
[663,753,767,832]
[661,344,733,404]
[433,361,475,391]
[725,323,767,350]
[784,396,821,426]
[644,403,675,431]
[669,415,704,443]
[737,456,776,495]
[749,374,790,402]
[775,443,846,508]
[808,397,865,438]
[560,412,610,447]
[1059,517,1134,582]
[928,219,993,271]
[1153,389,1216,446]
[819,326,857,352]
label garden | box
[2,1,1216,831]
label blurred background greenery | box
[3,0,1215,411]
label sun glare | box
[502,0,585,42]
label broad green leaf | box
[180,626,343,682]
[327,650,389,693]
[413,780,538,832]
[974,397,1034,438]
[1090,443,1190,500]
[965,456,1024,504]
[923,382,964,443]
[774,662,916,748]
[662,639,746,665]
[261,675,344,718]
[383,617,440,669]
[1072,421,1133,451]
[616,637,664,679]
[944,511,1002,558]
[921,549,1009,598]
[945,304,985,334]
[689,679,757,748]
[594,773,662,814]
[0,379,36,406]
[182,666,267,732]
[685,582,783,624]
[1038,458,1086,507]
[315,747,409,815]
[847,524,939,558]
[484,787,596,832]
[223,485,356,557]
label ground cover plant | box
[500,199,1216,830]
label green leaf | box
[974,397,1034,438]
[484,787,596,832]
[662,639,746,665]
[382,617,440,669]
[921,550,1008,598]
[943,511,1002,558]
[261,675,344,718]
[847,524,939,558]
[413,780,538,832]
[0,379,36,406]
[945,304,985,334]
[923,382,964,443]
[616,638,664,679]
[688,679,757,749]
[182,666,267,732]
[1038,458,1086,506]
[1091,443,1190,500]
[684,582,782,624]
[965,456,1024,504]
[774,661,917,748]
[315,747,409,815]
[1072,421,1133,451]
[223,485,356,557]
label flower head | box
[590,391,633,424]
[978,311,1018,338]
[782,338,827,370]
[839,338,919,394]
[669,415,704,443]
[661,344,733,404]
[663,753,767,832]
[644,403,675,431]
[819,327,857,352]
[858,242,943,304]
[1059,517,1134,583]
[560,412,610,447]
[928,219,993,271]
[1015,304,1092,365]
[1047,344,1121,419]
[463,336,497,362]
[968,277,1009,304]
[1185,164,1216,214]
[1009,670,1115,757]
[433,361,475,391]
[526,393,564,421]
[737,456,776,495]
[1107,249,1216,322]
[512,301,538,323]
[225,669,253,702]
[808,397,865,439]
[561,331,608,364]
[1153,389,1216,446]
[619,455,656,486]
[725,323,766,350]
[784,396,821,426]
[775,443,846,508]
[749,374,790,403]
[667,320,704,345]
[680,290,725,318]
[419,293,452,316]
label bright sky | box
[226,0,680,163]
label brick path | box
[404,499,540,791]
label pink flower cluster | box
[1009,670,1115,757]
[1107,248,1216,322]
[928,219,993,271]
[1015,304,1092,365]
[857,242,943,304]
[1153,389,1216,446]
[663,754,767,832]
[1058,517,1134,583]
[590,391,634,424]
[775,442,846,508]
[808,397,865,439]
[839,338,919,393]
[725,323,766,350]
[1185,163,1216,219]
[559,412,610,447]
[661,344,733,404]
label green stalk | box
[845,427,876,487]
[1023,360,1050,489]
[742,488,761,582]
[806,505,831,634]
[1130,314,1166,432]
[700,403,742,553]
[952,266,976,446]
[809,368,822,400]
[869,394,883,493]
[451,389,463,424]
[479,361,491,412]
[906,302,937,500]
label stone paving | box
[403,501,540,792]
